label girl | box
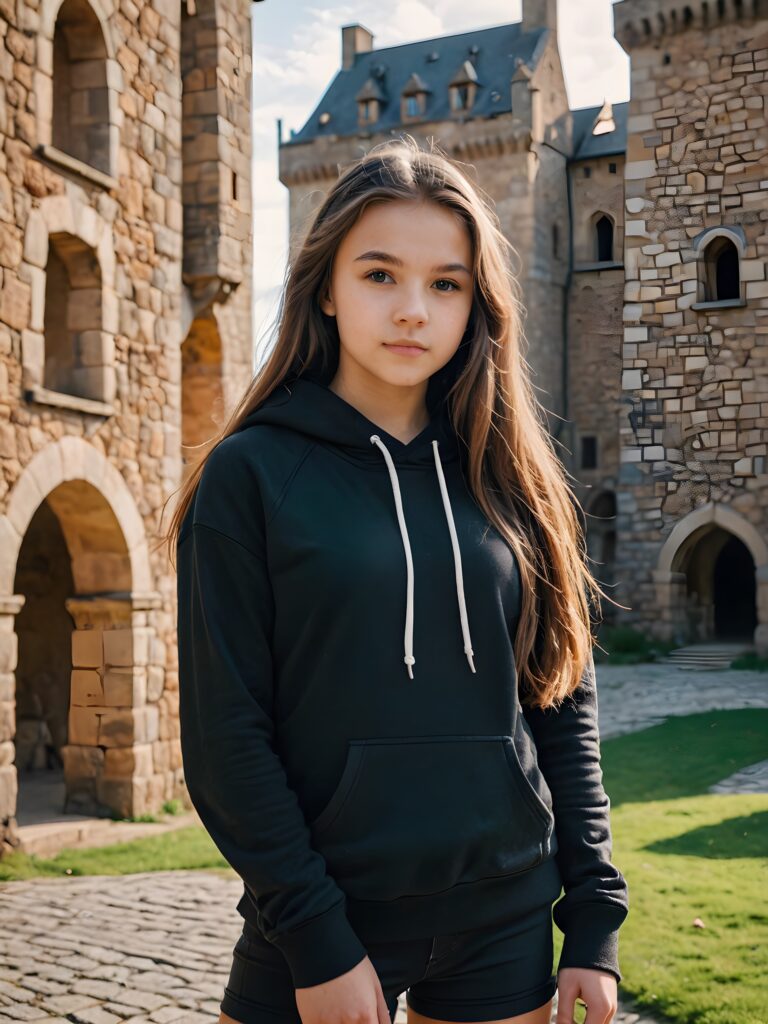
[165,137,629,1024]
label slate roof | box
[285,22,548,145]
[571,100,629,159]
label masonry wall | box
[614,10,768,647]
[0,0,254,851]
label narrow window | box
[581,436,598,470]
[714,240,739,300]
[596,215,613,262]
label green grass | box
[2,709,766,1024]
[554,708,768,1024]
[0,822,229,881]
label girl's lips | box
[383,343,427,357]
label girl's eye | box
[365,271,460,292]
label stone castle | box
[278,0,767,658]
[0,0,766,852]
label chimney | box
[342,24,374,71]
[521,0,557,33]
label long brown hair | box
[158,135,617,710]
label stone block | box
[104,743,153,779]
[0,701,15,743]
[102,667,146,707]
[72,628,103,668]
[60,743,105,777]
[68,706,101,746]
[0,631,18,674]
[147,665,164,701]
[95,776,134,819]
[0,765,18,819]
[71,669,104,707]
[98,708,135,747]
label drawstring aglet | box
[465,646,477,673]
[405,654,415,679]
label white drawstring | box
[432,439,477,674]
[369,433,477,679]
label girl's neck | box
[328,369,430,446]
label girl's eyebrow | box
[353,250,471,276]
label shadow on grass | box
[601,708,768,807]
[645,809,768,859]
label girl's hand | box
[555,966,618,1023]
[295,955,391,1024]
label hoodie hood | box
[237,369,461,470]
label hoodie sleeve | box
[176,436,368,989]
[520,650,629,983]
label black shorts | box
[220,902,558,1024]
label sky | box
[248,0,630,359]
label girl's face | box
[320,198,474,391]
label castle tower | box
[611,0,768,651]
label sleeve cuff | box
[269,900,369,989]
[556,903,627,984]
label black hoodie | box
[176,368,629,991]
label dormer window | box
[356,76,385,127]
[449,60,479,114]
[401,73,429,122]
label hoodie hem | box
[341,852,563,943]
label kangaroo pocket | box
[308,734,554,903]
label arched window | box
[705,237,740,301]
[691,226,746,309]
[595,215,613,262]
[52,0,111,175]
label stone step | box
[657,643,754,671]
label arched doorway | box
[13,478,134,824]
[0,437,165,851]
[713,535,757,641]
[681,525,756,642]
[13,501,74,815]
[655,503,764,648]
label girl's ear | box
[319,291,335,317]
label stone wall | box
[613,3,768,649]
[0,0,255,853]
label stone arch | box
[0,437,151,595]
[0,439,164,849]
[657,501,767,576]
[653,502,767,650]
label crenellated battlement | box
[613,0,766,49]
